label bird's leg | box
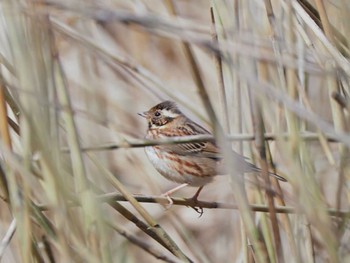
[187,186,204,216]
[191,186,204,201]
[161,183,188,208]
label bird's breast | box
[145,146,214,186]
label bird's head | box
[138,101,182,129]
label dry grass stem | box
[0,0,349,262]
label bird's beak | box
[137,111,148,118]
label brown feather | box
[142,101,287,182]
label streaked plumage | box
[139,101,286,201]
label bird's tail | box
[247,163,287,182]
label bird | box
[138,101,286,209]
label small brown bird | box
[139,101,286,205]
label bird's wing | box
[158,119,221,159]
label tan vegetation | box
[0,0,349,262]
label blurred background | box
[0,0,349,262]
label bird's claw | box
[190,205,204,217]
[185,197,204,217]
[161,193,173,209]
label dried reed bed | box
[0,0,349,262]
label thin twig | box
[256,61,282,263]
[90,154,193,263]
[45,4,326,75]
[34,192,350,217]
[107,221,183,263]
[0,219,16,260]
[61,132,341,152]
[95,193,350,217]
[292,0,350,76]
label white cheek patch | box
[151,123,166,129]
[162,109,179,118]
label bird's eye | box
[154,111,161,117]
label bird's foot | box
[160,183,188,209]
[160,193,174,209]
[185,186,204,217]
[189,204,203,217]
